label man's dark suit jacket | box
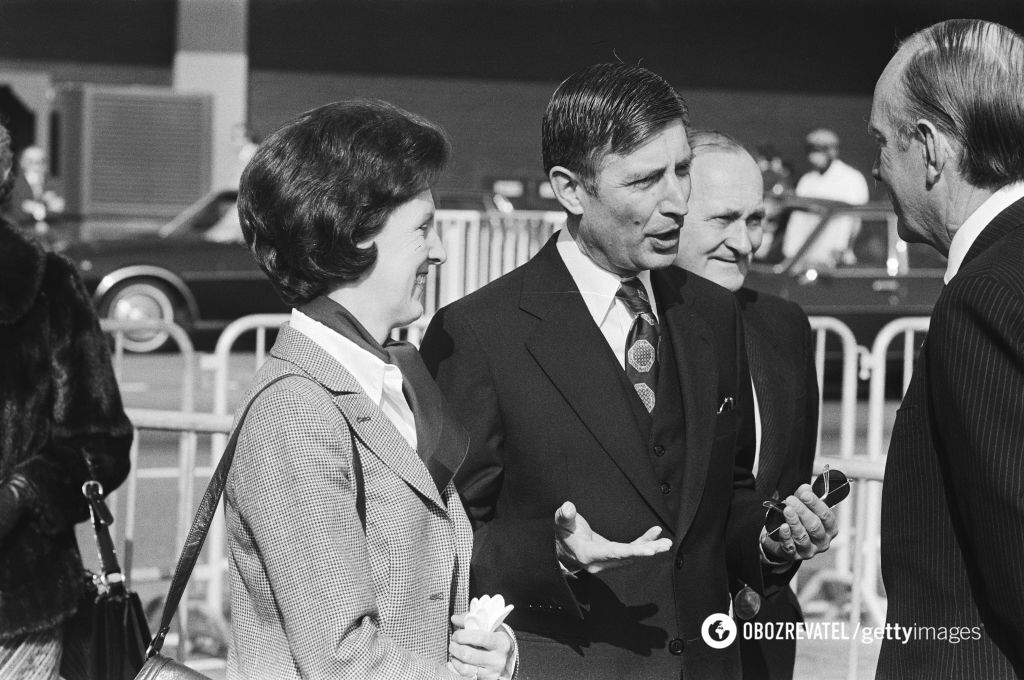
[877,196,1024,678]
[420,236,777,679]
[735,289,819,680]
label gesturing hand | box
[554,501,672,574]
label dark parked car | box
[59,188,515,352]
[746,197,945,350]
[59,189,286,352]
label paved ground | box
[90,352,897,679]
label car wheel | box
[99,279,185,353]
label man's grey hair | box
[892,19,1024,189]
[687,129,753,160]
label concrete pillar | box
[173,0,249,190]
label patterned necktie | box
[617,277,660,413]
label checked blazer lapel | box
[270,324,447,513]
[520,240,675,531]
[653,268,718,539]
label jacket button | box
[669,638,685,655]
[653,445,665,457]
[674,554,684,570]
[660,482,671,495]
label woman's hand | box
[449,613,515,680]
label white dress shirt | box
[751,377,763,476]
[945,181,1024,283]
[290,308,418,449]
[555,228,659,368]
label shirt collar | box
[555,227,657,325]
[945,181,1024,283]
[290,307,397,404]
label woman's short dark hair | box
[238,99,450,306]
[895,19,1024,190]
[542,63,689,194]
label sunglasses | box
[763,464,851,539]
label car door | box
[748,203,943,346]
[168,192,286,325]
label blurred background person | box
[754,144,795,199]
[229,99,516,680]
[753,144,796,259]
[4,145,66,237]
[781,128,869,267]
[0,123,132,679]
[675,129,819,680]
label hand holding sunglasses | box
[760,465,848,562]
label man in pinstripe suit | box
[869,19,1024,678]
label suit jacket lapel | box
[520,239,675,530]
[653,268,717,538]
[962,195,1024,269]
[271,324,447,512]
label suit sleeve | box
[231,384,459,680]
[420,306,580,616]
[797,308,819,491]
[725,300,787,594]
[929,274,1024,652]
[14,257,132,533]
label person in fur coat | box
[0,121,133,679]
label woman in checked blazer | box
[225,100,517,680]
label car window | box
[203,197,243,243]
[757,205,822,265]
[845,217,890,270]
[905,242,947,270]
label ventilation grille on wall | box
[59,85,212,218]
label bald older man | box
[870,19,1024,678]
[675,130,819,680]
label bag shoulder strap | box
[148,372,366,656]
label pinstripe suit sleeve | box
[231,384,459,679]
[929,273,1024,649]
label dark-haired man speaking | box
[421,63,835,679]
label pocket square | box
[717,397,735,414]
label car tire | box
[99,279,187,353]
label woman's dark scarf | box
[299,296,468,495]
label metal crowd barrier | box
[100,319,196,587]
[798,317,860,619]
[122,408,233,666]
[838,316,928,680]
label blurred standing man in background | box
[421,63,835,680]
[675,130,819,680]
[870,19,1024,679]
[4,146,65,236]
[781,128,869,267]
